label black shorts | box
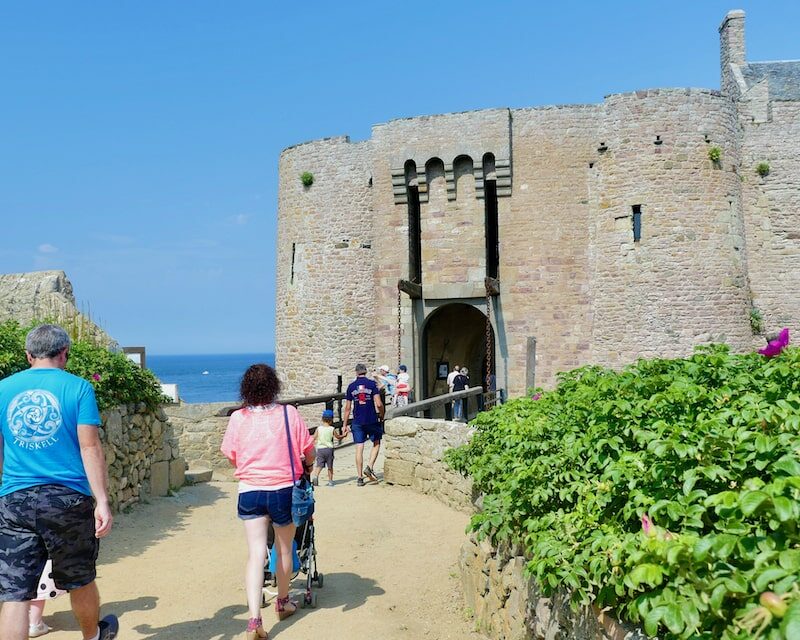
[0,484,99,601]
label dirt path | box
[40,445,484,640]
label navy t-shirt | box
[346,377,380,426]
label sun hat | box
[379,364,390,372]
[322,409,334,419]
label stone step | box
[185,468,214,484]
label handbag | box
[284,404,315,527]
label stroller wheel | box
[261,592,267,608]
[315,572,324,588]
[310,593,318,608]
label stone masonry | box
[100,403,185,512]
[165,401,236,477]
[275,11,799,401]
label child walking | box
[313,409,342,487]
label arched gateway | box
[421,302,495,401]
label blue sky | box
[1,1,798,354]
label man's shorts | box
[351,422,383,444]
[316,447,334,469]
[237,486,292,526]
[0,484,98,601]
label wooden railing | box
[217,385,503,425]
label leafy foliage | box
[751,308,765,335]
[708,146,722,164]
[0,320,168,410]
[446,344,800,639]
[756,162,771,178]
[300,171,314,187]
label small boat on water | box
[202,370,209,375]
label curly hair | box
[239,364,282,406]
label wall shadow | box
[47,596,159,633]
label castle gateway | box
[275,11,800,401]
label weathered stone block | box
[169,457,186,489]
[150,461,169,497]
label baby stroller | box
[262,516,323,608]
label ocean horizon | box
[148,353,275,404]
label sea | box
[148,353,275,404]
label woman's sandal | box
[245,617,268,639]
[275,595,298,621]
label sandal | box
[245,617,268,639]
[275,595,298,621]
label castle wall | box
[589,89,754,367]
[275,137,375,397]
[500,105,599,394]
[740,101,800,333]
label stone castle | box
[275,10,800,400]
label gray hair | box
[355,363,368,374]
[461,367,469,375]
[25,324,71,359]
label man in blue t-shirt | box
[342,363,384,486]
[0,325,119,640]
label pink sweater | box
[220,404,314,489]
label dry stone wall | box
[164,401,234,477]
[100,403,185,512]
[384,417,650,640]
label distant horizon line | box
[147,351,275,357]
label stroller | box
[262,516,323,608]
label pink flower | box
[641,514,655,537]
[92,373,101,381]
[758,327,790,358]
[531,393,542,401]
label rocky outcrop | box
[0,270,115,346]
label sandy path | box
[40,445,483,640]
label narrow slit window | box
[485,180,499,278]
[407,185,422,283]
[632,205,642,242]
[290,242,296,284]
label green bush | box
[0,320,168,410]
[708,146,722,164]
[446,344,800,639]
[756,162,771,178]
[300,171,314,187]
[750,308,765,335]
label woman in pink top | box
[221,364,315,640]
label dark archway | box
[421,303,495,401]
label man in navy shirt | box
[342,363,384,486]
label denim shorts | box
[351,422,383,444]
[237,486,293,526]
[0,484,98,601]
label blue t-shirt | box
[346,377,380,426]
[0,368,101,497]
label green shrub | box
[0,320,168,410]
[300,171,314,187]
[756,162,771,177]
[446,344,800,639]
[750,308,765,335]
[708,146,722,164]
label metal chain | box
[486,289,493,405]
[397,283,402,369]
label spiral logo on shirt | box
[8,389,62,448]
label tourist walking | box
[452,366,470,420]
[447,364,461,393]
[342,363,384,485]
[394,364,411,408]
[0,324,119,640]
[220,364,316,640]
[313,409,343,487]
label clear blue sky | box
[1,2,797,354]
